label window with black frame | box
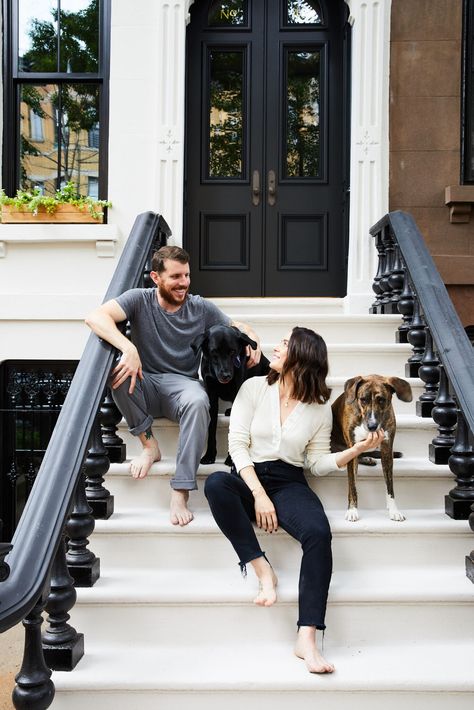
[2,0,110,199]
[463,0,474,183]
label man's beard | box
[158,283,189,307]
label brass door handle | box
[268,169,276,206]
[252,170,260,206]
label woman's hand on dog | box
[254,490,278,533]
[354,429,385,455]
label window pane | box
[208,0,246,26]
[18,0,99,73]
[19,0,59,72]
[286,0,323,25]
[285,50,320,178]
[59,0,99,73]
[208,50,244,178]
[19,83,100,196]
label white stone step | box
[211,296,346,316]
[105,457,453,512]
[89,509,471,572]
[68,566,473,648]
[52,640,474,710]
[218,313,402,343]
[118,413,438,460]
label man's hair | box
[152,246,190,274]
[267,326,331,404]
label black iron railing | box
[370,210,474,581]
[0,211,171,707]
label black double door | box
[185,0,350,297]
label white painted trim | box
[0,224,120,257]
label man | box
[85,246,261,527]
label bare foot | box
[251,556,278,607]
[170,489,194,526]
[295,626,335,674]
[130,436,161,479]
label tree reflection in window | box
[287,0,323,25]
[286,50,320,178]
[16,1,101,196]
[208,50,244,178]
[208,0,246,26]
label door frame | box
[135,0,392,310]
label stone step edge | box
[108,457,451,479]
[74,567,473,605]
[52,641,474,693]
[91,509,469,536]
[117,413,437,431]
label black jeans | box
[204,460,332,630]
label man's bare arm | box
[85,300,142,393]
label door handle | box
[252,170,260,206]
[268,170,276,206]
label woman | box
[204,327,384,674]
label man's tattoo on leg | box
[144,428,153,440]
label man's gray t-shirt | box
[115,289,229,378]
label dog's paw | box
[224,407,232,417]
[345,507,359,522]
[224,454,233,467]
[358,455,377,466]
[387,496,405,521]
[200,453,217,465]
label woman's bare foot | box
[250,556,278,607]
[170,489,194,526]
[295,626,335,674]
[130,432,161,479]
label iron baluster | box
[445,408,474,519]
[100,386,126,463]
[42,536,84,671]
[405,294,426,378]
[429,363,457,465]
[378,225,394,312]
[467,504,474,582]
[66,470,100,587]
[396,264,414,344]
[12,594,55,710]
[388,242,404,312]
[416,327,440,417]
[84,415,114,519]
[370,229,386,313]
[0,542,13,581]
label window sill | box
[445,185,474,223]
[0,223,119,257]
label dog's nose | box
[367,422,378,432]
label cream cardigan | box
[228,376,341,477]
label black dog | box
[191,324,270,465]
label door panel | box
[185,0,349,297]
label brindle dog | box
[331,375,412,522]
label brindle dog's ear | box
[386,377,413,402]
[344,376,364,404]
[190,331,208,354]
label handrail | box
[0,211,171,632]
[370,210,474,435]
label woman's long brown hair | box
[267,327,331,404]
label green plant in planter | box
[0,182,112,221]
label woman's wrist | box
[251,485,265,498]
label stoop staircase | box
[52,299,474,709]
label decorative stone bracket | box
[445,185,474,223]
[0,224,119,257]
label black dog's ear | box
[190,331,208,355]
[386,377,413,402]
[235,329,257,351]
[344,376,364,404]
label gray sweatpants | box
[112,372,210,490]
